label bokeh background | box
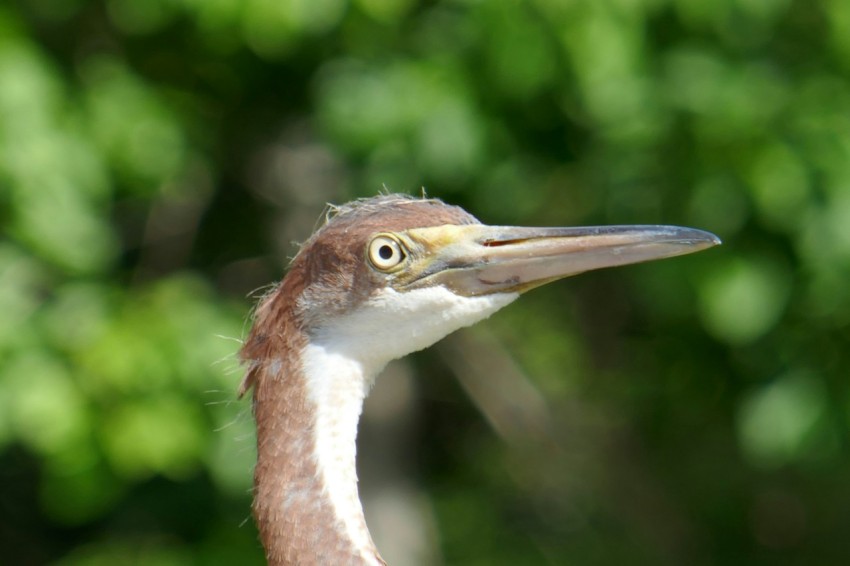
[2,0,849,564]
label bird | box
[238,194,719,565]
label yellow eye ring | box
[368,234,406,271]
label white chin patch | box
[315,286,518,373]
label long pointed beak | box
[401,224,721,296]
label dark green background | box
[1,0,848,564]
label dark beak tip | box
[671,227,721,248]
[698,231,722,247]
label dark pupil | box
[379,245,394,260]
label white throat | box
[315,286,519,371]
[301,344,378,564]
[300,286,518,561]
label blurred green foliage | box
[1,0,849,564]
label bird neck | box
[250,330,385,566]
[242,273,517,564]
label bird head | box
[281,195,719,373]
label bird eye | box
[368,235,406,271]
